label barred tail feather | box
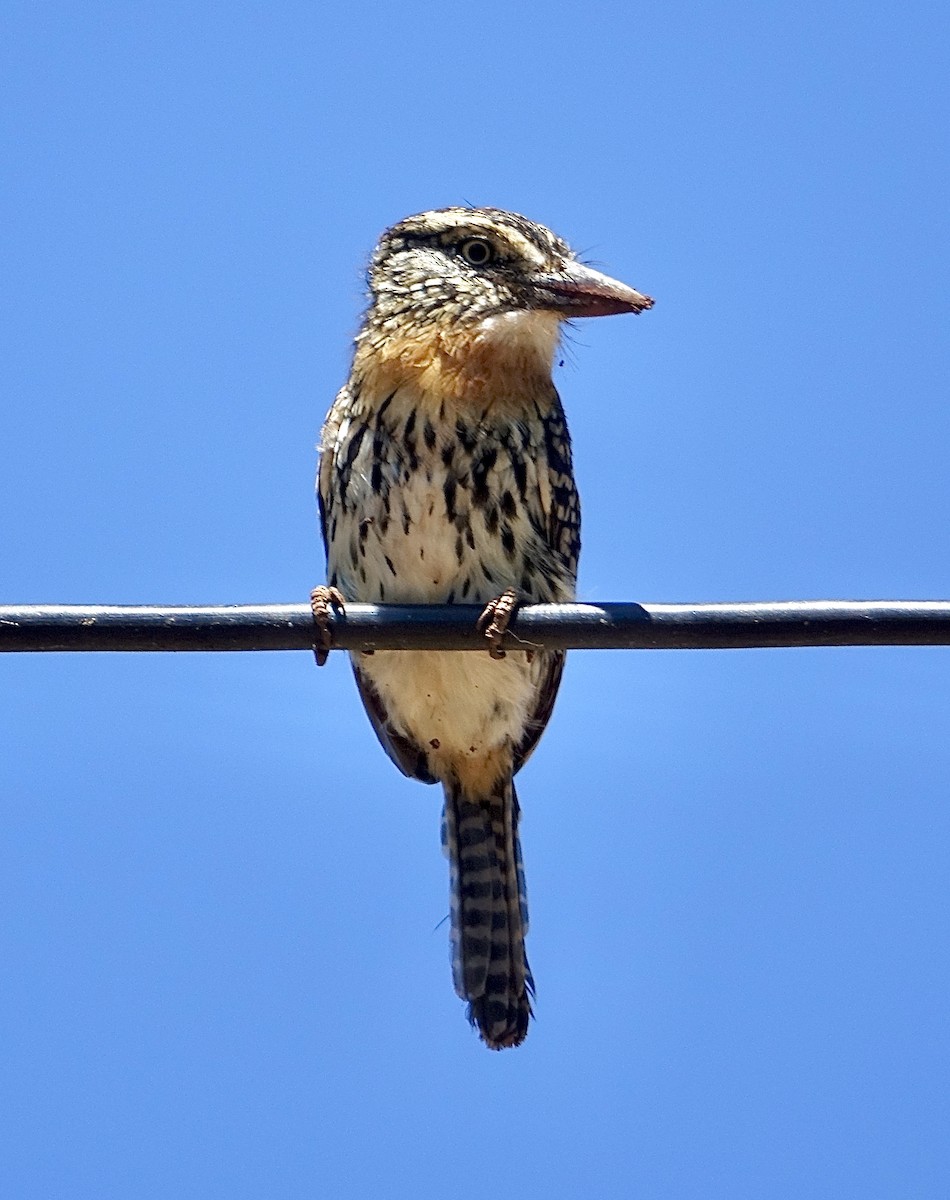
[441,777,534,1049]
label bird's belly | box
[356,645,538,764]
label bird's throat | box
[353,309,561,415]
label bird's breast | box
[322,388,574,607]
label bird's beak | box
[532,260,654,318]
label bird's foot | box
[477,588,521,660]
[310,585,346,666]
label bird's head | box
[353,207,653,403]
[366,206,652,322]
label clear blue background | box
[3,4,949,1197]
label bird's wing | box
[513,393,580,774]
[539,393,581,580]
[316,389,350,555]
[513,650,566,774]
[318,387,435,783]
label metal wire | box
[2,600,950,653]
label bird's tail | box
[441,775,534,1049]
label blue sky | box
[3,3,949,1197]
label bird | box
[313,207,652,1048]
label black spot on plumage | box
[484,992,509,1022]
[458,801,486,830]
[501,527,516,558]
[401,412,419,471]
[401,502,411,536]
[460,578,470,598]
[370,462,383,494]
[455,534,464,562]
[484,505,499,535]
[341,423,366,471]
[456,419,477,453]
[463,878,494,897]
[375,392,395,425]
[471,446,498,507]
[443,477,457,522]
[441,444,455,468]
[423,418,436,449]
[500,490,517,519]
[552,483,572,512]
[384,555,397,577]
[465,525,475,549]
[512,455,528,499]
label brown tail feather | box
[442,776,534,1049]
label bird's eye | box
[459,238,494,267]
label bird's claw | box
[310,585,346,666]
[477,588,521,660]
